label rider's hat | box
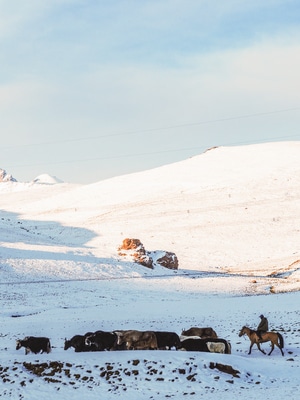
[259,314,264,318]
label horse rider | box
[257,314,268,341]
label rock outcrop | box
[157,252,178,270]
[118,238,153,269]
[118,238,178,270]
[0,169,17,182]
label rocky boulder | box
[134,254,154,269]
[118,238,178,270]
[119,238,145,254]
[118,238,153,269]
[156,252,178,270]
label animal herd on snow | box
[16,326,231,356]
[15,325,285,356]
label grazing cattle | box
[115,330,158,350]
[16,336,51,355]
[85,331,117,351]
[64,332,96,352]
[110,331,128,350]
[181,327,218,339]
[154,331,181,350]
[180,338,209,352]
[180,337,231,354]
[204,338,231,354]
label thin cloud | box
[1,0,300,183]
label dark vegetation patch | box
[0,355,284,396]
[0,358,241,385]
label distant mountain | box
[0,169,64,184]
[0,168,17,182]
[33,174,64,184]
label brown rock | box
[209,362,240,377]
[118,239,178,271]
[119,238,145,254]
[157,252,178,270]
[133,254,153,269]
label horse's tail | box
[277,332,284,348]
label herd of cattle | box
[16,327,232,355]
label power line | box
[6,146,200,168]
[2,106,300,149]
[5,133,300,169]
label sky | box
[1,0,300,184]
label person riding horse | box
[257,314,268,341]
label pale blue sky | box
[1,0,300,183]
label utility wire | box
[2,106,300,149]
[5,133,300,169]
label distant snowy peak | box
[33,174,64,184]
[0,168,17,182]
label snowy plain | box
[0,142,299,399]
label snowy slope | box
[0,142,299,399]
[0,141,299,292]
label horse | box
[238,326,284,356]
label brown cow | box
[181,327,218,339]
[115,330,157,350]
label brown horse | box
[239,326,284,356]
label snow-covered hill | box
[0,141,299,293]
[32,173,64,184]
[0,141,299,399]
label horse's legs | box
[248,342,254,354]
[257,342,266,355]
[280,346,284,356]
[268,343,274,355]
[269,343,284,356]
[268,341,285,356]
